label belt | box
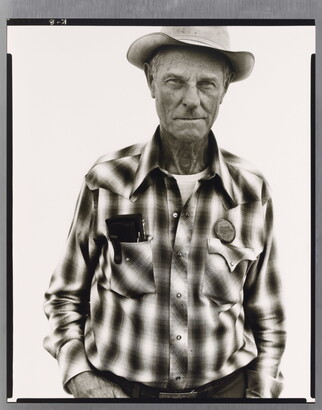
[103,368,244,399]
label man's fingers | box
[68,371,131,398]
[112,385,131,398]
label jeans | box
[206,368,246,398]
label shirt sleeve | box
[43,181,99,392]
[243,196,287,398]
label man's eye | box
[167,79,183,85]
[199,81,215,88]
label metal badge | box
[214,218,236,244]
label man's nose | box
[182,85,200,109]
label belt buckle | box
[159,390,198,399]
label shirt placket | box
[164,176,197,390]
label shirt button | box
[177,251,183,257]
[230,262,234,266]
[176,335,182,340]
[184,212,190,218]
[125,257,130,262]
[176,293,182,298]
[173,212,178,218]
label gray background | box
[0,0,321,410]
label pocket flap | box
[207,238,256,272]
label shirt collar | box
[203,132,237,207]
[130,127,237,206]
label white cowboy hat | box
[127,26,255,82]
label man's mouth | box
[176,117,204,120]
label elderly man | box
[44,26,286,399]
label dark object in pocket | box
[106,214,144,263]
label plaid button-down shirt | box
[44,128,286,398]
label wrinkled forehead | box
[148,46,232,82]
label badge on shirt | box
[215,218,236,244]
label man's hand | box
[67,371,131,398]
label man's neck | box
[160,130,210,175]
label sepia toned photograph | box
[6,21,314,403]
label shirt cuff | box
[57,339,93,394]
[246,369,284,398]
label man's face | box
[146,47,228,143]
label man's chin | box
[160,124,210,142]
[172,131,209,142]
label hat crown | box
[161,26,231,51]
[127,26,255,82]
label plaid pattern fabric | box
[44,128,286,397]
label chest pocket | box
[202,238,257,311]
[107,237,156,298]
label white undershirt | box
[173,168,208,204]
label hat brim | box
[127,32,255,82]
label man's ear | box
[219,83,230,104]
[219,90,226,104]
[143,63,155,99]
[220,72,234,104]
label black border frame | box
[1,2,321,409]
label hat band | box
[172,34,229,51]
